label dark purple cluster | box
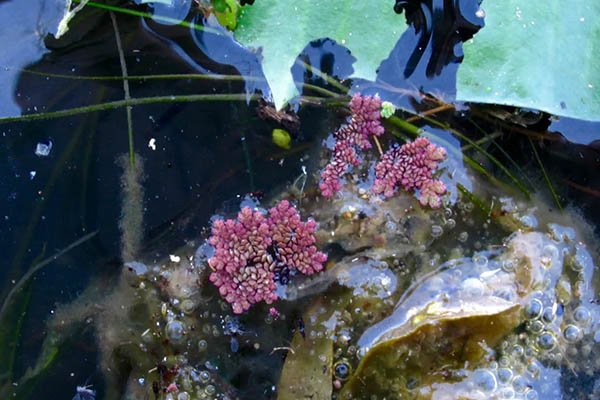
[319,94,384,198]
[208,200,327,314]
[373,137,447,208]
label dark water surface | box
[1,1,599,399]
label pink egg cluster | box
[319,94,385,198]
[318,93,447,207]
[208,200,327,314]
[373,137,447,208]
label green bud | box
[380,101,395,118]
[272,128,291,149]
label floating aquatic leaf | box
[457,0,600,121]
[234,0,406,109]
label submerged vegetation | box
[0,0,599,399]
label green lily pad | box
[234,0,406,109]
[457,0,600,121]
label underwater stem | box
[0,231,98,323]
[421,115,531,199]
[467,117,534,190]
[528,136,563,210]
[110,11,135,166]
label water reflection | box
[0,0,66,117]
[356,0,484,109]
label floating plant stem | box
[12,68,341,98]
[421,115,531,199]
[12,68,249,82]
[110,11,135,166]
[467,117,534,190]
[0,94,260,123]
[294,60,350,94]
[0,93,345,124]
[528,136,563,210]
[72,0,222,34]
[385,115,422,137]
[301,84,341,98]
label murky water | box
[0,1,599,399]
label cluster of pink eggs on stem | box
[207,200,326,314]
[320,94,447,208]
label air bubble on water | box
[502,259,515,272]
[431,225,443,238]
[462,278,484,297]
[166,320,184,340]
[541,307,555,323]
[563,325,580,343]
[573,306,591,325]
[473,254,488,268]
[525,299,543,320]
[536,332,556,350]
[520,214,537,228]
[473,369,497,392]
[512,375,528,393]
[529,320,544,333]
[497,368,512,384]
